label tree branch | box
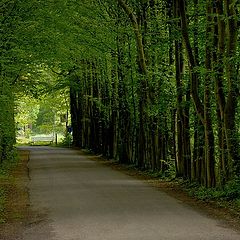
[178,0,204,123]
[117,0,147,75]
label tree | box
[2,0,239,189]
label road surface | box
[20,146,240,240]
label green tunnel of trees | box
[1,0,240,188]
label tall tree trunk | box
[178,0,204,123]
[117,0,149,168]
[174,0,191,179]
[223,0,240,176]
[70,75,82,148]
[214,0,227,184]
[203,0,216,187]
[179,0,216,186]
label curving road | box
[20,146,240,240]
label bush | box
[0,80,15,163]
[187,178,240,202]
[60,133,73,147]
[223,178,240,200]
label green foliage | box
[0,149,18,176]
[32,92,68,135]
[15,86,68,142]
[60,133,73,147]
[15,96,40,139]
[0,80,15,162]
[187,178,240,202]
[1,0,240,192]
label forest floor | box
[0,150,34,240]
[0,147,240,239]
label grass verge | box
[0,149,30,239]
[0,150,19,223]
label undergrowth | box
[0,149,18,223]
[0,189,6,223]
[184,178,240,210]
[57,133,73,147]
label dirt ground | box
[0,149,240,239]
[0,150,32,240]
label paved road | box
[21,146,240,240]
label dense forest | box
[1,0,240,188]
